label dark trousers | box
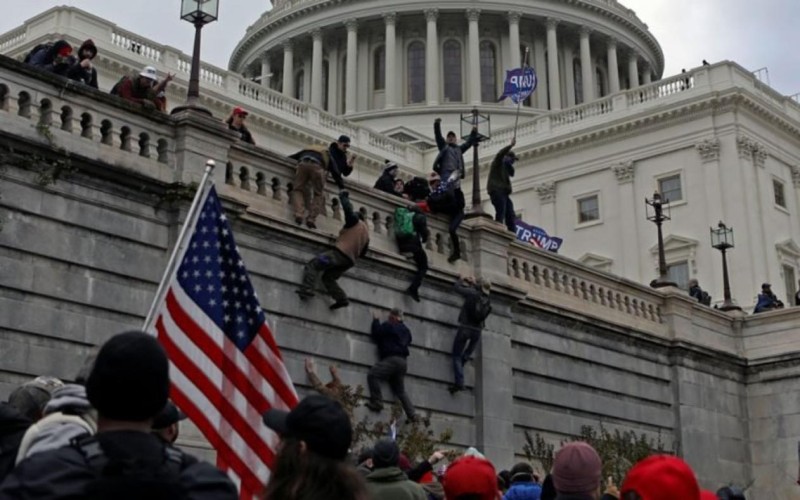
[367,356,416,418]
[408,247,428,292]
[299,249,352,302]
[452,326,482,388]
[448,188,466,257]
[489,191,516,232]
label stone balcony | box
[2,52,800,499]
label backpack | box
[465,294,492,324]
[394,207,416,238]
[24,43,52,65]
[73,435,188,500]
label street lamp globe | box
[710,221,734,250]
[181,0,219,25]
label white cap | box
[140,66,158,81]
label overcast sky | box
[1,0,798,95]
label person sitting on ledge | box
[754,282,784,313]
[688,279,711,306]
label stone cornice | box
[737,134,769,167]
[228,0,664,74]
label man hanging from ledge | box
[296,190,369,310]
[433,118,478,263]
[328,135,356,191]
[449,275,492,394]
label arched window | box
[573,58,583,104]
[595,67,607,97]
[374,46,386,91]
[295,70,305,100]
[407,41,425,104]
[480,41,497,102]
[443,40,462,102]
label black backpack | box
[74,435,188,500]
[465,293,492,324]
[23,43,51,64]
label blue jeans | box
[452,326,481,387]
[489,191,516,232]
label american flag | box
[147,184,298,499]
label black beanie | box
[86,331,169,422]
[372,439,400,469]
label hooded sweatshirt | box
[374,164,399,195]
[15,384,97,464]
[66,39,99,88]
[365,466,427,500]
[0,403,32,483]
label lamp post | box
[173,0,219,115]
[710,222,741,311]
[461,108,490,217]
[645,191,676,288]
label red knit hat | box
[700,490,717,500]
[620,455,701,500]
[442,456,498,500]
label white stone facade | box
[2,4,800,310]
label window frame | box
[656,171,685,206]
[773,177,788,211]
[442,39,463,103]
[406,40,426,104]
[479,40,497,103]
[665,260,691,290]
[575,191,602,227]
[373,45,386,91]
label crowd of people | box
[0,334,752,499]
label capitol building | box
[1,1,799,309]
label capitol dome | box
[229,0,663,144]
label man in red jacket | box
[111,66,174,112]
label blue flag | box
[515,220,563,253]
[498,67,537,103]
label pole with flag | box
[498,48,537,140]
[143,161,299,499]
[512,47,531,140]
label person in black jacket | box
[328,135,356,190]
[365,309,416,421]
[226,107,255,145]
[374,162,399,195]
[395,205,429,302]
[26,40,74,77]
[0,332,237,500]
[65,39,99,89]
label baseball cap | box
[552,442,602,495]
[140,66,158,81]
[232,106,249,117]
[620,455,701,500]
[262,395,352,460]
[442,456,498,500]
[152,400,187,430]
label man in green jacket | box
[365,439,426,500]
[486,138,518,232]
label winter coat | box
[454,279,489,329]
[65,40,98,88]
[0,430,237,500]
[487,144,515,195]
[365,466,427,500]
[27,40,73,76]
[754,291,783,313]
[374,167,398,195]
[432,121,477,188]
[334,192,369,264]
[226,120,255,145]
[112,75,165,111]
[328,142,353,190]
[0,403,32,484]
[15,384,97,464]
[371,319,412,359]
[504,481,542,500]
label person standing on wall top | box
[328,135,356,191]
[432,118,478,263]
[226,107,255,145]
[296,190,369,310]
[487,138,518,232]
[394,204,430,302]
[449,275,492,394]
[365,308,417,422]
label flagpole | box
[143,159,216,331]
[512,47,531,141]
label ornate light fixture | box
[173,0,220,114]
[461,108,491,216]
[710,221,741,311]
[645,191,676,288]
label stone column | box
[533,36,548,109]
[260,56,271,89]
[643,64,652,84]
[564,44,575,107]
[345,19,358,114]
[607,38,620,94]
[384,13,398,109]
[628,52,640,89]
[310,29,324,107]
[327,44,340,113]
[579,26,594,102]
[696,138,725,296]
[508,11,522,70]
[535,182,557,231]
[612,162,640,278]
[467,9,481,105]
[425,9,439,106]
[282,40,294,97]
[546,18,561,110]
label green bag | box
[394,207,415,238]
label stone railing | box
[507,241,668,335]
[0,26,26,53]
[550,95,615,128]
[110,27,163,63]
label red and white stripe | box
[153,284,298,499]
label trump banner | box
[498,66,538,104]
[515,220,563,253]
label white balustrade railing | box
[0,27,26,53]
[110,28,163,63]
